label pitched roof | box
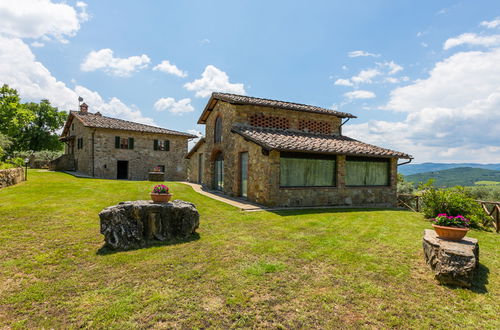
[62,111,197,138]
[231,125,412,159]
[198,93,356,124]
[186,138,206,159]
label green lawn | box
[0,170,498,328]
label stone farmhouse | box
[54,103,196,180]
[186,93,412,207]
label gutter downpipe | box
[92,129,96,177]
[397,157,413,166]
[339,117,351,135]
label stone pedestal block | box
[423,229,479,287]
[99,200,199,250]
[148,172,165,181]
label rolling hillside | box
[404,167,500,187]
[398,162,500,175]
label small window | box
[77,137,83,149]
[214,116,222,143]
[154,139,170,151]
[157,165,165,172]
[115,136,134,149]
[346,157,390,186]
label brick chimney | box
[80,102,89,114]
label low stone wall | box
[49,154,76,171]
[0,167,25,189]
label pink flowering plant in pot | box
[150,184,172,203]
[432,213,470,241]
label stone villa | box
[54,103,196,180]
[186,93,412,207]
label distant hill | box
[404,167,500,187]
[398,162,500,176]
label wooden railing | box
[397,194,499,233]
[397,194,422,212]
[476,200,500,233]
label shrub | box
[397,174,415,194]
[419,183,485,228]
[464,185,500,202]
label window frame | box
[279,152,337,188]
[214,116,222,143]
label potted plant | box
[150,184,172,203]
[432,213,470,241]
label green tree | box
[0,84,34,137]
[0,133,11,159]
[17,100,67,151]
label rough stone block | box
[423,229,479,287]
[99,200,199,250]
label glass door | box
[240,152,248,198]
[214,153,224,190]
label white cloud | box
[334,79,353,87]
[184,65,246,97]
[348,50,380,58]
[480,18,500,29]
[199,38,210,45]
[384,76,409,84]
[81,49,151,77]
[351,69,381,84]
[0,35,155,125]
[344,90,376,99]
[443,33,500,50]
[346,48,500,163]
[0,0,87,43]
[154,97,194,114]
[30,41,44,48]
[377,61,403,75]
[153,60,187,78]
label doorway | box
[117,160,128,179]
[240,152,248,198]
[214,153,224,190]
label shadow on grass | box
[96,232,200,255]
[269,207,407,217]
[471,263,490,293]
[442,263,489,293]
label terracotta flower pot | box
[150,193,172,203]
[432,224,469,241]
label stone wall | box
[187,142,206,183]
[63,119,190,180]
[0,167,25,189]
[194,100,399,207]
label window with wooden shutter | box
[128,137,134,149]
[115,136,120,148]
[153,139,158,150]
[164,140,170,151]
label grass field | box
[475,181,500,185]
[0,170,498,328]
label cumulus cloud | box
[334,79,353,87]
[350,69,381,84]
[346,48,500,163]
[480,18,500,29]
[443,33,500,49]
[153,60,187,78]
[344,90,376,99]
[153,97,194,114]
[0,0,87,43]
[184,65,245,97]
[348,50,380,58]
[0,35,155,125]
[81,49,151,77]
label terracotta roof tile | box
[198,93,356,123]
[68,111,197,137]
[231,125,412,159]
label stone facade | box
[188,95,407,208]
[0,167,25,189]
[59,108,194,180]
[186,140,206,183]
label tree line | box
[0,84,67,165]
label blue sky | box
[1,0,499,163]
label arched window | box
[214,116,222,143]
